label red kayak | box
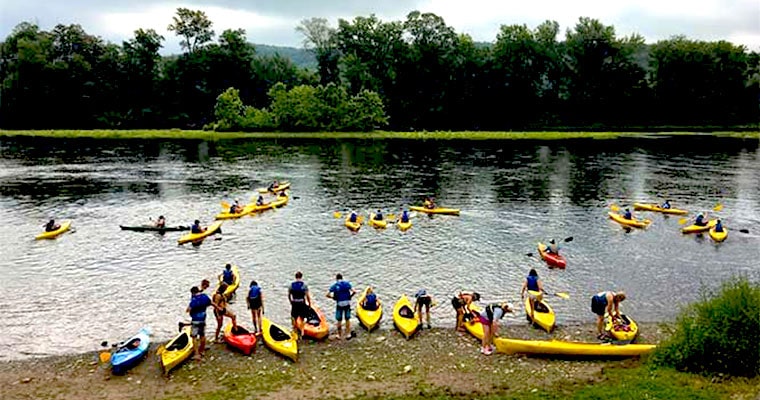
[538,243,566,269]
[223,324,257,355]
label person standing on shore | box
[289,271,312,337]
[327,273,356,340]
[187,286,212,361]
[414,289,434,329]
[247,280,264,335]
[212,283,237,343]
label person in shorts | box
[247,280,264,334]
[289,271,312,337]
[414,289,434,329]
[186,286,212,360]
[212,283,237,343]
[591,291,626,339]
[327,273,356,340]
[474,302,513,355]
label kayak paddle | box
[554,292,570,299]
[713,203,723,212]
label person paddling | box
[591,290,626,339]
[545,239,560,254]
[374,209,384,221]
[661,200,671,209]
[230,199,243,214]
[44,219,60,232]
[694,213,708,227]
[714,218,724,232]
[220,264,235,287]
[256,195,265,206]
[423,197,436,209]
[400,210,410,223]
[154,215,166,228]
[349,211,358,223]
[623,208,633,220]
[191,220,206,234]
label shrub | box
[652,277,760,377]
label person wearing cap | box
[452,290,480,332]
[661,200,671,209]
[520,269,545,321]
[44,219,60,232]
[191,220,205,234]
[155,215,166,228]
[373,209,384,221]
[545,239,560,254]
[230,199,243,214]
[187,286,212,360]
[623,208,633,220]
[591,290,626,339]
[414,289,434,329]
[474,301,513,355]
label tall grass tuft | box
[652,277,760,377]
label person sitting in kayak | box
[452,291,480,332]
[400,210,410,223]
[423,197,436,209]
[623,208,633,220]
[374,210,383,221]
[230,199,243,214]
[256,195,265,206]
[695,213,708,226]
[349,212,358,223]
[714,218,724,232]
[591,290,626,340]
[661,200,671,209]
[268,180,280,192]
[191,220,206,234]
[44,219,60,232]
[155,215,166,228]
[520,269,545,321]
[220,264,235,286]
[362,287,379,311]
[545,239,560,254]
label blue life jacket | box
[290,281,307,302]
[696,215,705,225]
[364,293,377,310]
[375,213,383,220]
[401,211,409,223]
[624,211,632,219]
[330,280,353,302]
[189,294,211,321]
[349,214,357,223]
[248,285,261,299]
[191,223,202,233]
[661,202,670,209]
[222,269,234,284]
[526,275,540,292]
[715,221,723,232]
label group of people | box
[349,209,411,224]
[186,265,239,360]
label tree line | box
[1,9,758,131]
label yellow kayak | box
[356,287,383,331]
[633,203,688,215]
[177,221,223,245]
[215,207,250,220]
[397,219,412,231]
[608,212,651,229]
[368,217,388,229]
[409,206,460,216]
[35,220,72,240]
[494,338,656,357]
[709,227,728,242]
[158,326,194,374]
[604,313,639,343]
[524,291,556,333]
[393,295,419,339]
[261,317,297,361]
[257,181,291,193]
[217,265,240,299]
[248,194,289,213]
[682,219,717,234]
[463,304,484,340]
[345,217,361,231]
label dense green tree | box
[296,18,340,84]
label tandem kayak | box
[299,305,329,340]
[682,219,717,234]
[524,291,556,333]
[604,314,639,343]
[223,324,257,356]
[345,217,361,231]
[494,338,656,358]
[35,220,72,240]
[393,295,419,339]
[633,203,688,215]
[158,325,193,375]
[177,221,223,245]
[261,317,297,361]
[110,327,150,375]
[409,206,460,216]
[608,212,651,229]
[356,287,383,331]
[120,225,189,232]
[368,217,388,229]
[217,265,240,299]
[709,226,728,242]
[537,243,566,269]
[257,181,291,193]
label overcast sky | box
[1,0,758,53]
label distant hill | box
[254,44,317,69]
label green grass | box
[1,129,758,140]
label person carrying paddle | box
[187,286,212,361]
[414,289,434,329]
[44,219,60,232]
[591,290,626,339]
[289,271,312,337]
[247,280,264,335]
[191,220,206,234]
[474,302,513,355]
[452,291,480,332]
[212,283,237,343]
[327,273,356,340]
[361,287,379,311]
[220,264,235,287]
[230,199,243,214]
[520,269,545,321]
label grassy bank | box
[1,323,757,400]
[1,129,758,141]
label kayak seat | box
[166,333,188,351]
[399,306,415,319]
[231,326,250,335]
[270,325,291,341]
[534,302,549,313]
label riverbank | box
[1,129,758,141]
[1,323,757,400]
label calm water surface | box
[0,136,758,360]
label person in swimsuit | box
[212,283,237,343]
[451,291,480,332]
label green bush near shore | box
[652,277,760,378]
[1,129,758,141]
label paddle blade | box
[713,203,723,212]
[99,351,111,363]
[739,229,749,234]
[564,236,574,243]
[525,253,534,258]
[555,292,570,299]
[610,204,620,212]
[387,214,396,220]
[678,218,688,225]
[221,201,230,210]
[333,211,342,219]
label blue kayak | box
[111,327,151,374]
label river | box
[0,135,758,360]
